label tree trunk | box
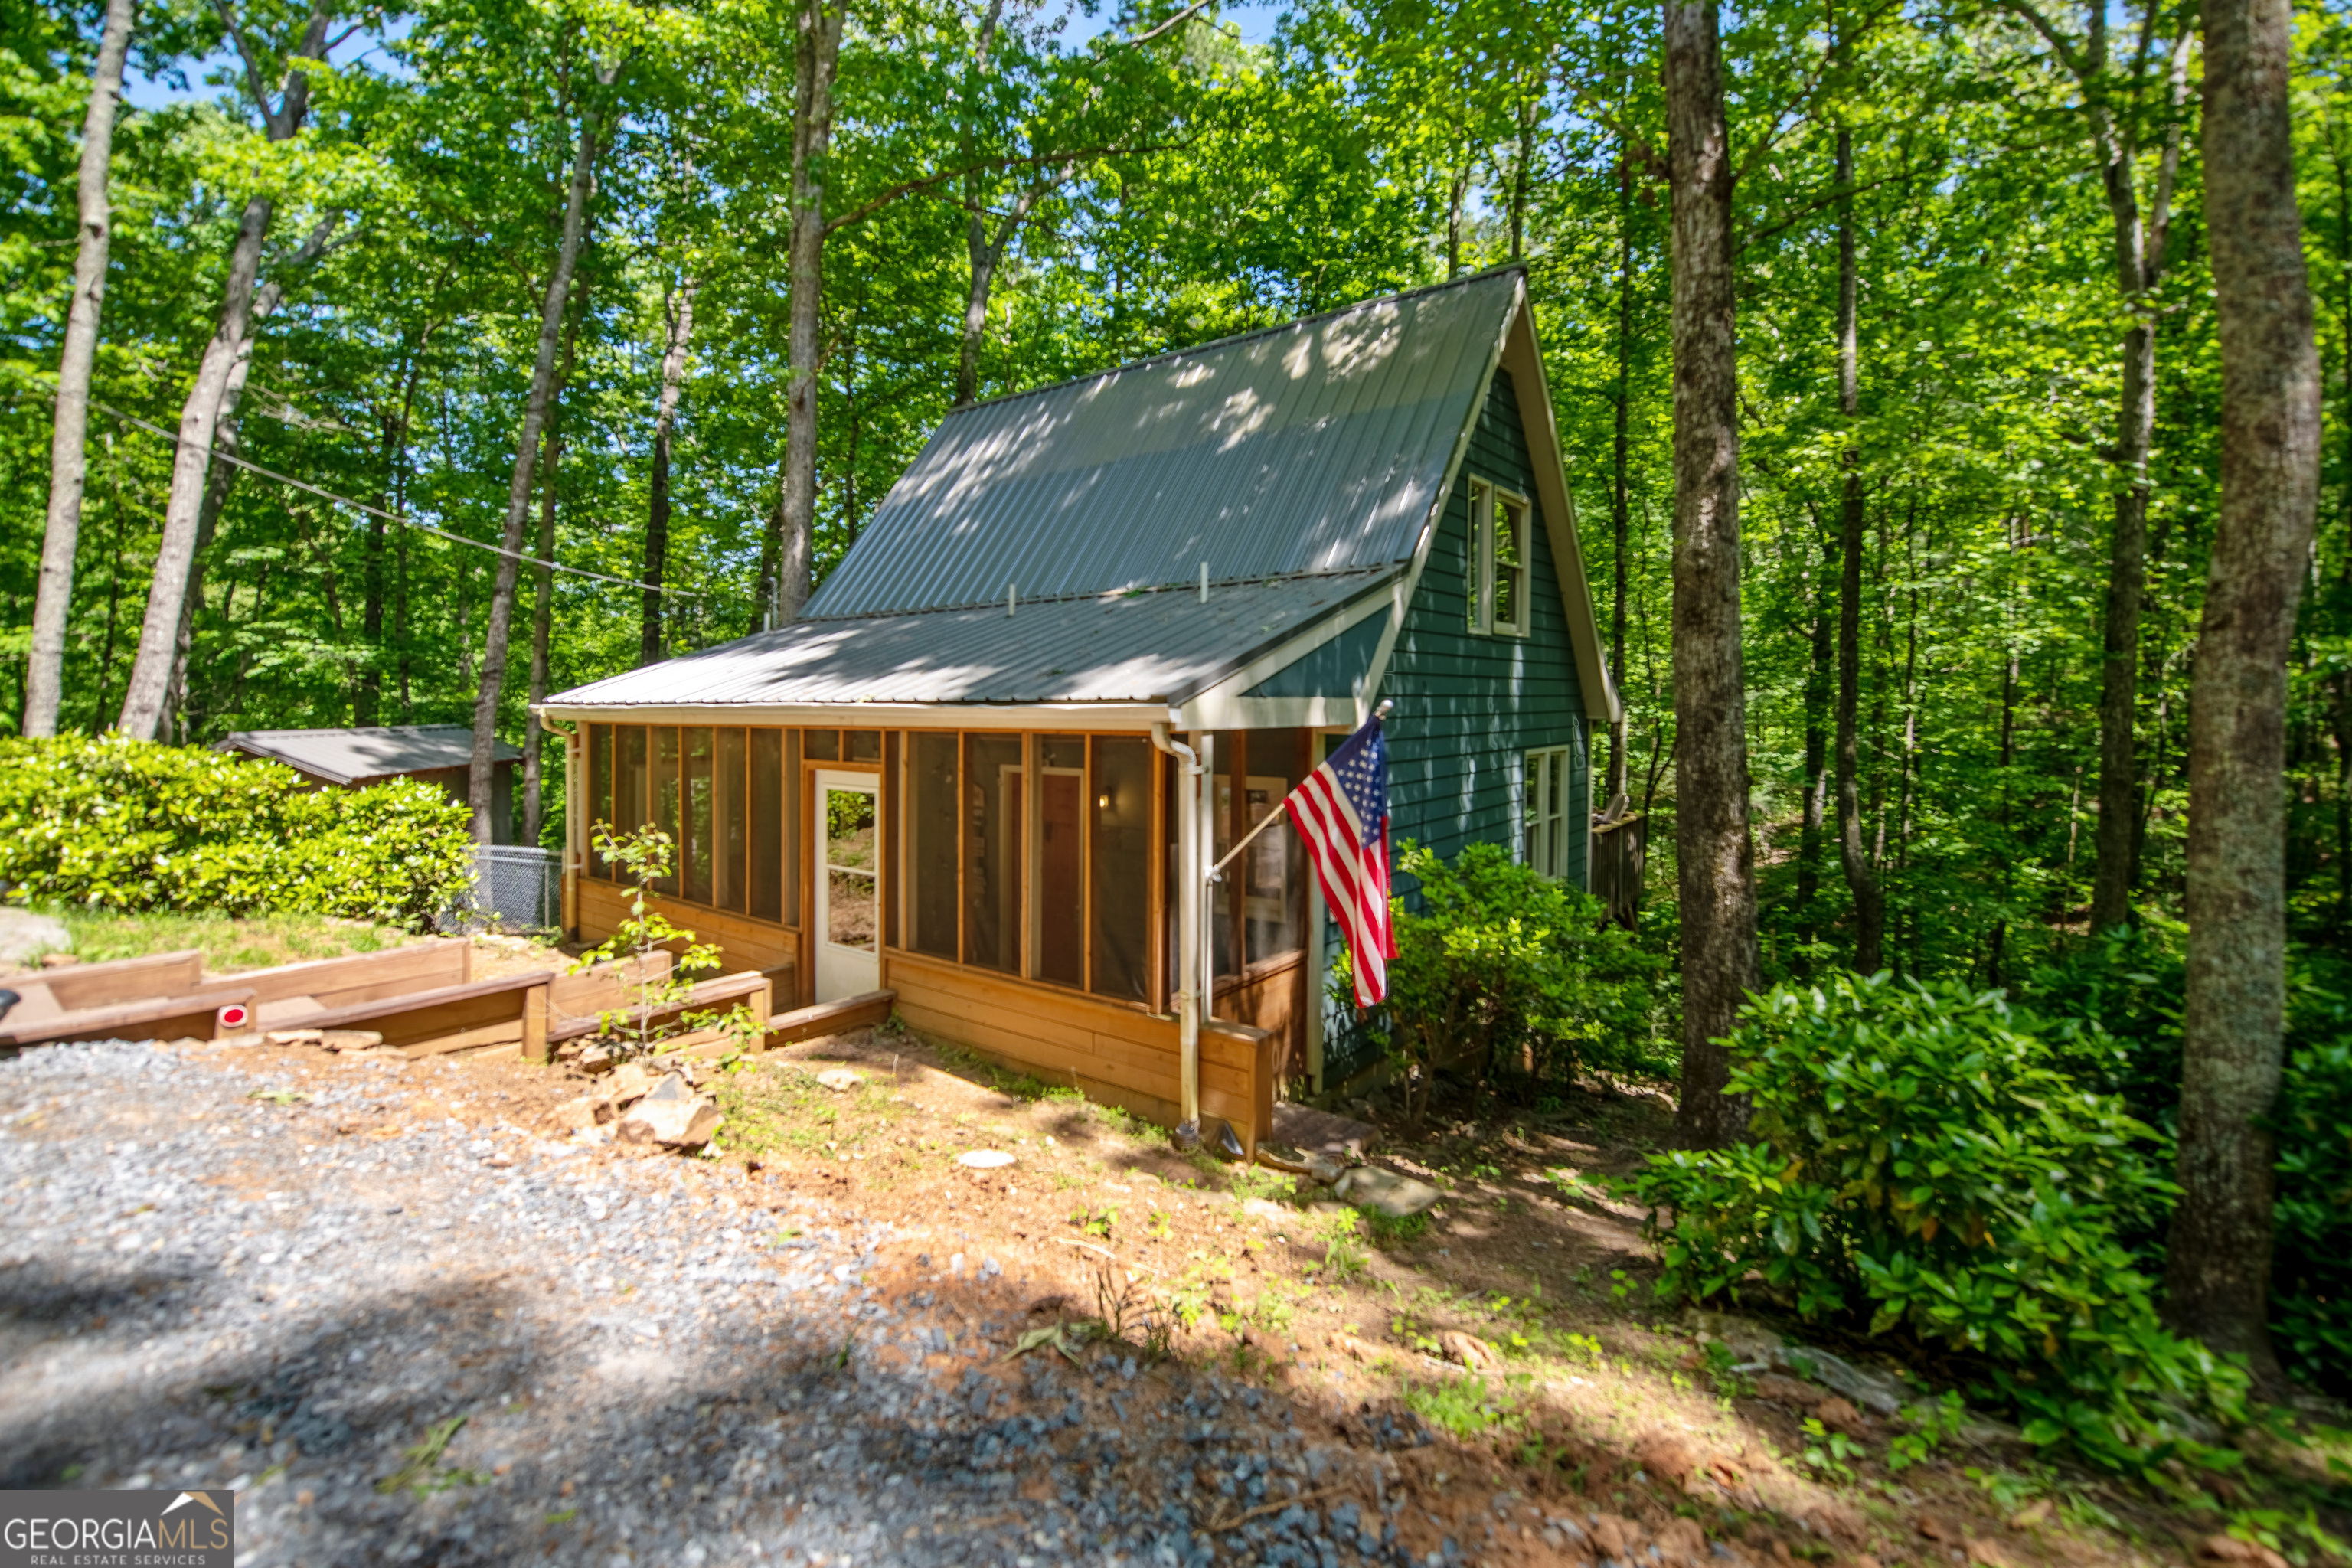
[116,1,331,740]
[25,0,134,738]
[525,303,583,848]
[1833,123,1883,972]
[468,99,599,844]
[358,328,428,727]
[954,188,1044,408]
[1798,527,1830,959]
[640,275,697,665]
[1606,148,1634,804]
[751,456,787,634]
[2162,0,2319,1381]
[2082,28,2190,932]
[525,431,560,847]
[777,0,843,623]
[1664,0,1758,1149]
[2089,324,2155,930]
[114,194,273,740]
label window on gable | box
[1524,746,1573,880]
[1468,479,1531,637]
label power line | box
[91,400,728,602]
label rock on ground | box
[0,1040,1455,1568]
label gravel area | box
[0,1040,1562,1568]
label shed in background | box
[216,726,523,844]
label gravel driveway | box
[0,1040,1488,1568]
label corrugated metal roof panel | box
[216,726,522,786]
[805,270,1520,619]
[547,570,1396,710]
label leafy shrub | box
[2271,1008,2352,1397]
[2031,928,2352,1396]
[0,735,472,930]
[1348,841,1666,1125]
[1632,972,2246,1473]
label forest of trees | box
[10,0,2350,951]
[1,0,2344,1372]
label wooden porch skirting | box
[578,880,801,1001]
[883,950,1273,1152]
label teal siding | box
[1242,607,1390,699]
[1377,367,1589,891]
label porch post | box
[1152,722,1205,1147]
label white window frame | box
[1523,746,1572,881]
[1467,479,1532,638]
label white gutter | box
[1150,721,1205,1148]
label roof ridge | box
[944,264,1527,419]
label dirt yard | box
[3,996,2341,1567]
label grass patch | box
[1363,1208,1432,1249]
[1400,1374,1525,1440]
[712,1062,901,1161]
[30,907,413,972]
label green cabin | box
[541,265,1619,1145]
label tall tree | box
[1994,0,2190,931]
[640,274,698,665]
[24,0,136,737]
[1664,0,1758,1147]
[468,83,605,844]
[775,0,844,622]
[1832,121,1883,972]
[116,0,333,740]
[2162,0,2320,1379]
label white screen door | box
[815,771,880,1001]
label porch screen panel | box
[908,733,959,959]
[963,734,1023,973]
[587,724,613,879]
[1208,732,1236,975]
[881,733,901,949]
[683,727,715,905]
[1037,736,1086,987]
[782,730,802,922]
[1242,730,1305,965]
[805,730,840,761]
[846,730,881,763]
[749,729,783,922]
[1089,736,1152,1001]
[716,727,748,913]
[615,726,648,846]
[652,728,681,895]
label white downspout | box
[1152,720,1204,1148]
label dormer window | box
[1468,479,1530,637]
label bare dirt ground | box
[5,985,2343,1567]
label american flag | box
[1284,714,1399,1008]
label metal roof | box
[804,270,1522,619]
[544,570,1396,710]
[217,726,523,786]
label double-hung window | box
[1524,746,1573,881]
[1468,479,1531,637]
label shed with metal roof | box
[540,266,1618,1148]
[217,726,524,844]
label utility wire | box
[91,400,726,601]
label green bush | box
[1631,972,2246,1474]
[2271,1008,2352,1397]
[0,735,473,931]
[1348,841,1666,1125]
[2029,929,2352,1397]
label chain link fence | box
[445,844,561,935]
